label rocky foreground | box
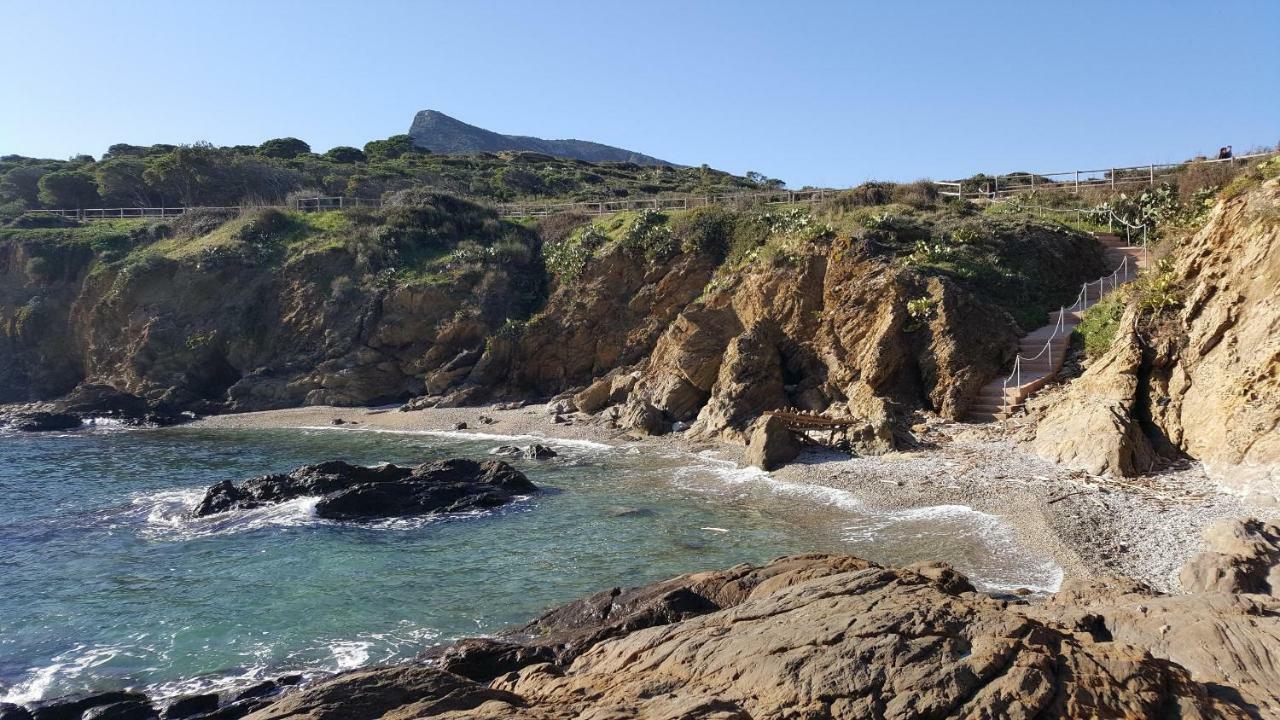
[7,518,1277,720]
[191,459,535,520]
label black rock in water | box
[523,444,558,460]
[158,694,218,720]
[191,459,536,520]
[28,692,150,720]
[80,700,157,720]
[1,411,81,432]
[0,703,34,720]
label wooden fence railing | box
[938,152,1272,199]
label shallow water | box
[0,425,1060,702]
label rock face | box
[195,554,1249,720]
[191,459,535,520]
[1030,176,1279,498]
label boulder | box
[159,694,219,719]
[573,368,639,414]
[522,444,557,460]
[54,384,185,426]
[1029,318,1156,476]
[1,410,81,432]
[80,701,157,720]
[744,414,800,470]
[1179,517,1280,595]
[0,703,34,720]
[620,398,671,436]
[239,666,520,720]
[435,638,557,683]
[28,692,149,720]
[191,459,535,520]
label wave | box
[0,624,445,705]
[666,450,1063,594]
[131,486,535,541]
[292,425,615,451]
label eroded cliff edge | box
[1028,174,1279,500]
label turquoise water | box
[0,425,1060,703]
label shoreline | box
[190,402,1266,592]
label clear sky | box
[2,1,1276,188]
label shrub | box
[234,208,293,244]
[1075,292,1126,356]
[619,209,676,261]
[1134,258,1181,314]
[535,212,590,246]
[172,208,237,237]
[890,180,939,208]
[828,182,894,209]
[7,212,79,229]
[24,255,53,282]
[672,205,733,256]
[257,137,311,160]
[544,223,606,281]
[324,146,366,163]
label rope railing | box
[1003,253,1134,398]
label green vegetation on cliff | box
[0,138,766,218]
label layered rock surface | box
[15,532,1280,720]
[223,554,1267,719]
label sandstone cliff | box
[1,198,1105,446]
[1030,175,1280,499]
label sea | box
[0,423,1061,703]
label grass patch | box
[1075,292,1127,356]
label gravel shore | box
[192,402,1269,592]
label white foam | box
[293,425,615,450]
[327,641,371,670]
[134,489,322,541]
[0,644,125,704]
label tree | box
[144,143,220,206]
[1,164,55,205]
[363,134,418,162]
[95,157,152,206]
[324,146,366,163]
[104,143,148,159]
[37,170,101,208]
[257,137,311,159]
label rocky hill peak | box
[407,109,672,166]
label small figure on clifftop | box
[1218,145,1233,160]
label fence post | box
[1110,169,1116,189]
[1149,164,1155,186]
[1074,170,1079,194]
[993,174,999,196]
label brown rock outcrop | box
[744,414,801,470]
[1030,177,1279,497]
[1179,517,1280,596]
[224,554,1251,720]
[1030,309,1157,476]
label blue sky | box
[1,1,1276,188]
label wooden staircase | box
[963,234,1148,423]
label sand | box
[192,402,1271,593]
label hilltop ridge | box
[408,110,673,166]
